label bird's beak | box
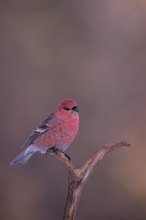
[72,106,79,113]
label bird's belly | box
[34,125,77,152]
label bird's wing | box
[23,115,54,147]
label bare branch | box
[80,141,130,180]
[51,140,131,220]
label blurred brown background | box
[1,0,146,219]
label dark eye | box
[72,106,79,112]
[63,106,70,111]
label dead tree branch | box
[51,141,130,220]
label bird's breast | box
[35,116,79,150]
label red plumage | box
[11,98,79,165]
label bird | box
[10,98,79,165]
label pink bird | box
[11,98,79,165]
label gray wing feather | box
[23,115,53,147]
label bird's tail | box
[10,146,36,165]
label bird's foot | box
[46,146,58,155]
[63,153,71,161]
[46,147,70,161]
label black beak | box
[72,106,79,113]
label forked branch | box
[51,141,130,220]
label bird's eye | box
[63,106,70,111]
[72,106,79,112]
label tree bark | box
[51,141,130,220]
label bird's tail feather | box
[10,147,36,165]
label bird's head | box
[55,98,79,119]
